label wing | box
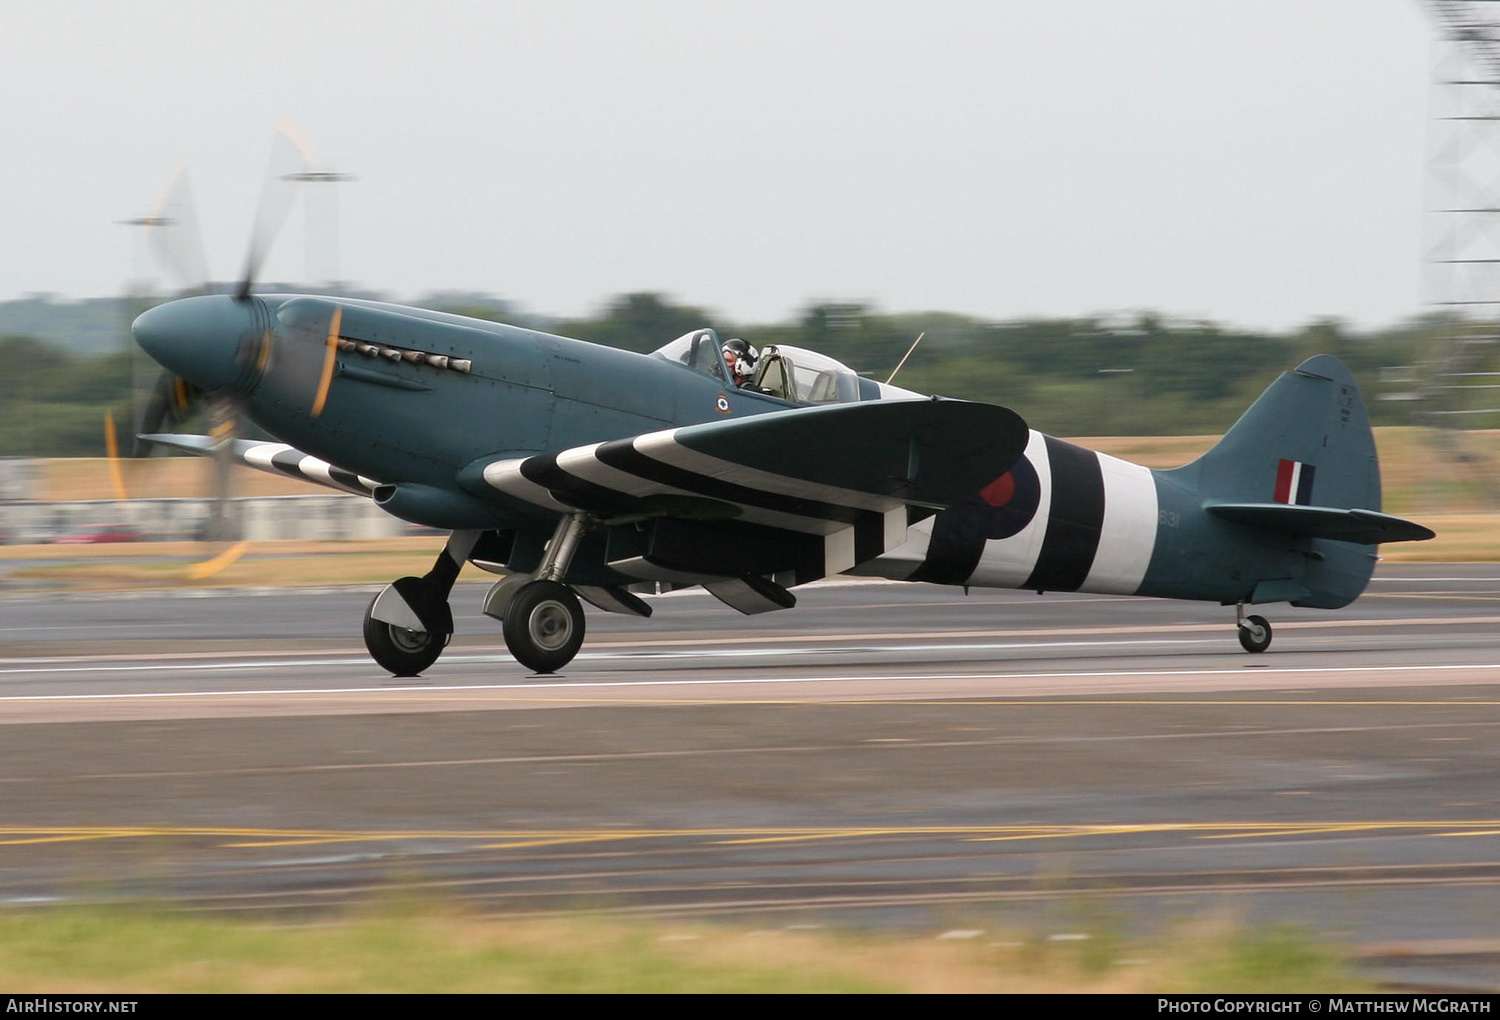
[473,399,1030,584]
[139,433,381,496]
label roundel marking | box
[906,454,1042,586]
[715,393,731,414]
[975,455,1040,540]
[980,473,1014,507]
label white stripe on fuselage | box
[865,431,1157,596]
[1080,451,1157,595]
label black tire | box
[363,594,449,676]
[1238,614,1272,654]
[502,580,586,674]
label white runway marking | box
[0,640,1217,675]
[594,639,1219,659]
[1369,577,1500,583]
[0,661,1497,703]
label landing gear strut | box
[487,513,593,674]
[1236,603,1272,654]
[364,530,479,676]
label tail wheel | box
[502,580,586,674]
[363,594,450,676]
[1238,614,1272,654]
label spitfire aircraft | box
[130,279,1435,675]
[122,132,1432,675]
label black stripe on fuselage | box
[1022,436,1105,592]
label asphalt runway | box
[3,563,1500,987]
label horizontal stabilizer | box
[1205,502,1435,544]
[139,433,381,497]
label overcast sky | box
[2,1,1433,331]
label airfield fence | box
[0,494,404,545]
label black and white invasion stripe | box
[884,430,1159,595]
[481,427,910,579]
[238,441,381,497]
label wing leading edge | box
[138,433,381,496]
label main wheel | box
[363,594,450,676]
[1238,614,1272,654]
[502,580,586,674]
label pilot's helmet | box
[722,338,754,377]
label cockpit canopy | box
[652,328,913,405]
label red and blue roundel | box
[909,455,1041,585]
[975,456,1041,540]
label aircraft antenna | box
[885,332,925,385]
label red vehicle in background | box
[54,524,140,545]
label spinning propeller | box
[131,122,322,443]
[111,122,345,563]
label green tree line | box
[0,293,1474,457]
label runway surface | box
[3,563,1500,987]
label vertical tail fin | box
[1157,355,1404,610]
[1164,354,1380,512]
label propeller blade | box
[132,370,202,457]
[185,540,249,581]
[133,372,178,457]
[234,120,316,302]
[103,411,130,501]
[311,304,342,417]
[203,395,239,543]
[144,165,212,296]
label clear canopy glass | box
[651,331,868,405]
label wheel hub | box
[529,601,574,652]
[389,625,430,653]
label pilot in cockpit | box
[721,338,758,388]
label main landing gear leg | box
[1236,602,1272,654]
[364,530,480,676]
[485,513,591,675]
